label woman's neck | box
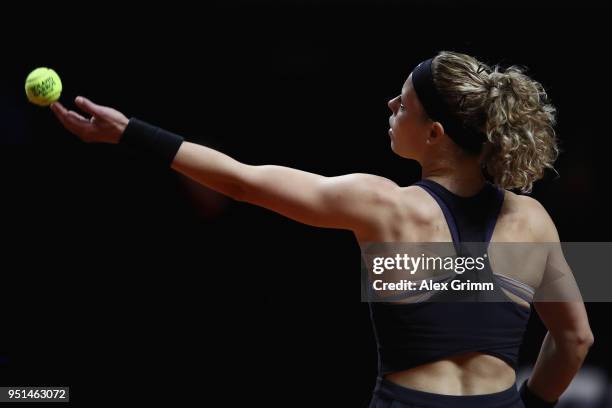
[420,158,486,198]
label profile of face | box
[387,73,443,161]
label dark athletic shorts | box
[369,376,525,408]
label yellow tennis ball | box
[25,67,62,106]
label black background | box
[1,1,611,406]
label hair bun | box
[433,50,559,193]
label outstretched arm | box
[172,141,398,233]
[51,97,399,236]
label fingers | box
[50,102,71,128]
[50,101,93,139]
[50,101,67,117]
[75,96,103,116]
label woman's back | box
[356,181,546,245]
[357,179,552,395]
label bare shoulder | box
[331,173,402,207]
[501,190,559,242]
[343,173,401,191]
[333,172,403,222]
[375,184,448,232]
[376,184,457,226]
[348,180,425,242]
[400,185,445,221]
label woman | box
[51,51,593,407]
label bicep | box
[240,165,398,233]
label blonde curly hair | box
[431,51,560,193]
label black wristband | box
[120,118,184,166]
[519,379,558,408]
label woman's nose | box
[387,97,397,112]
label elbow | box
[557,327,594,348]
[571,329,595,350]
[555,329,594,360]
[232,165,258,202]
[575,330,595,361]
[581,330,595,349]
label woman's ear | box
[427,121,445,144]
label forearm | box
[528,331,593,402]
[171,141,251,200]
[118,119,359,230]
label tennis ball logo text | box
[29,77,57,97]
[372,253,487,275]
